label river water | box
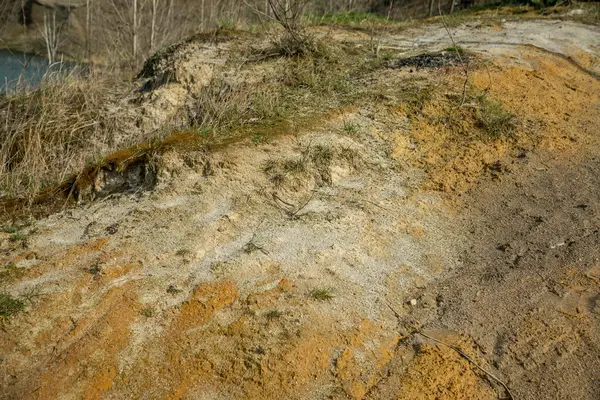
[0,50,79,93]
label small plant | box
[282,158,306,174]
[88,260,102,276]
[9,231,27,243]
[475,96,517,140]
[310,288,334,301]
[140,307,155,317]
[0,293,25,319]
[265,309,283,320]
[445,45,465,55]
[252,135,266,145]
[210,262,229,276]
[175,249,192,257]
[2,226,19,234]
[342,120,359,134]
[217,18,237,30]
[166,284,182,295]
[309,145,333,168]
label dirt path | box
[1,19,599,399]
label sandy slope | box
[1,18,599,399]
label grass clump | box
[445,45,466,55]
[309,287,334,301]
[8,231,27,243]
[0,292,25,319]
[265,309,283,320]
[140,307,156,317]
[270,33,329,58]
[475,97,517,140]
[342,120,359,134]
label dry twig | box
[438,1,469,108]
[417,331,516,400]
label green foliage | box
[313,11,388,27]
[0,293,25,319]
[445,45,465,55]
[252,135,266,145]
[309,288,334,301]
[9,231,27,243]
[342,120,359,134]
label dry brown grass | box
[0,32,374,210]
[0,74,127,200]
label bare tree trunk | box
[132,0,138,63]
[450,0,456,14]
[40,8,62,65]
[428,0,435,17]
[85,0,90,60]
[151,0,157,52]
[201,0,205,31]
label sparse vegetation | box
[312,11,389,27]
[474,96,517,140]
[342,120,359,134]
[140,307,156,317]
[0,74,125,201]
[167,284,183,295]
[0,292,25,319]
[252,135,266,145]
[265,309,283,320]
[309,287,334,301]
[0,262,22,284]
[308,145,333,169]
[445,45,465,55]
[8,230,27,242]
[283,158,307,173]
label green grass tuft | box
[0,293,25,319]
[309,288,334,301]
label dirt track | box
[1,18,600,399]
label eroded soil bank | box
[1,18,600,400]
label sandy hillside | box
[1,14,600,400]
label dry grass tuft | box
[0,74,126,200]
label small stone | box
[410,299,417,306]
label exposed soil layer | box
[1,18,600,400]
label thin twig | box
[291,191,315,218]
[438,0,469,108]
[586,273,600,285]
[417,332,516,400]
[272,192,295,208]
